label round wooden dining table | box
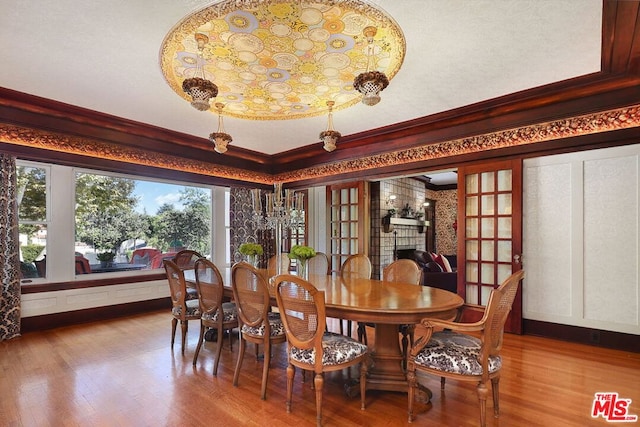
[186,267,464,397]
[301,272,464,396]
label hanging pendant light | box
[319,101,341,152]
[353,26,389,106]
[209,103,232,154]
[182,33,218,111]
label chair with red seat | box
[74,256,91,274]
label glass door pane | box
[460,160,522,335]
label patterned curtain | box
[0,154,21,340]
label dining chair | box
[407,270,524,427]
[340,254,372,337]
[231,262,286,400]
[357,258,423,368]
[172,249,204,269]
[172,249,203,300]
[267,253,290,274]
[192,258,238,375]
[307,251,330,275]
[163,259,201,355]
[273,273,370,427]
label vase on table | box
[296,259,308,280]
[247,254,259,268]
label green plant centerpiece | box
[97,251,115,267]
[288,245,316,279]
[239,242,263,266]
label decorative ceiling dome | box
[160,0,405,121]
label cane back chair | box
[274,274,370,427]
[231,262,286,400]
[407,270,524,426]
[192,258,238,375]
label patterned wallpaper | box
[427,188,457,255]
[229,187,275,268]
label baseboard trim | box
[19,304,639,353]
[20,297,170,333]
[523,319,639,353]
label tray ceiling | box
[0,0,602,155]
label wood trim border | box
[523,319,639,353]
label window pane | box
[17,166,47,221]
[350,222,358,238]
[466,218,478,238]
[498,217,512,238]
[481,172,495,192]
[481,195,494,215]
[17,165,48,280]
[466,240,478,260]
[497,240,512,262]
[465,174,478,194]
[497,169,512,191]
[75,173,211,273]
[20,226,47,279]
[481,240,495,261]
[466,261,478,282]
[466,196,478,216]
[481,262,495,285]
[498,194,512,215]
[481,218,495,238]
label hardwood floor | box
[1,311,638,426]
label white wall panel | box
[583,156,639,325]
[523,144,640,335]
[523,161,573,317]
[21,280,170,317]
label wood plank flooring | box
[1,311,638,426]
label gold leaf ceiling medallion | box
[160,0,406,121]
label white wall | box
[523,144,640,335]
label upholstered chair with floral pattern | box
[231,262,286,400]
[163,259,202,355]
[407,270,524,427]
[273,273,370,427]
[192,258,238,375]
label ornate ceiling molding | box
[273,104,640,182]
[0,124,273,184]
[1,104,638,184]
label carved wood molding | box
[0,123,273,184]
[1,104,639,184]
[273,104,640,182]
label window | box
[74,171,212,274]
[18,159,225,285]
[17,163,49,280]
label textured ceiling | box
[0,0,602,155]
